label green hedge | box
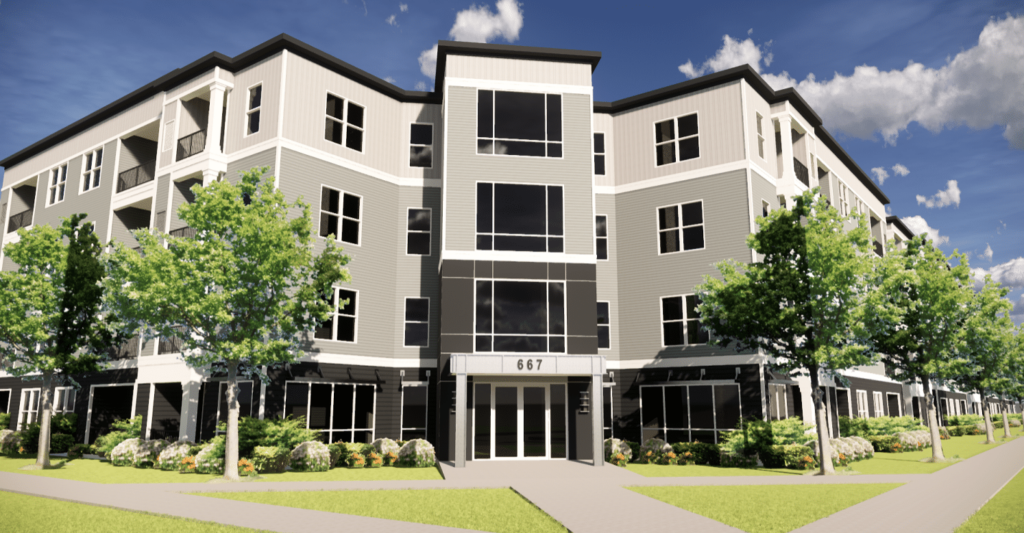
[868,435,900,452]
[839,416,922,438]
[0,413,10,431]
[670,442,721,466]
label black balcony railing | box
[158,326,188,354]
[873,241,884,258]
[117,159,156,193]
[169,226,197,239]
[176,130,207,161]
[794,158,810,188]
[109,336,141,359]
[7,208,33,233]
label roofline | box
[886,216,915,238]
[435,40,601,92]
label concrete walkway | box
[2,437,1022,533]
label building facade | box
[1,36,1018,463]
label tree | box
[696,190,874,475]
[104,167,350,481]
[862,235,972,462]
[0,215,114,467]
[949,275,1014,444]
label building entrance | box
[473,383,567,460]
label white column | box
[202,169,220,187]
[777,116,796,201]
[179,380,201,442]
[795,374,816,425]
[454,372,467,468]
[592,374,604,467]
[205,84,226,156]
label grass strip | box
[629,483,901,533]
[956,466,1024,532]
[0,490,260,532]
[850,435,1009,475]
[198,488,567,533]
[626,464,799,477]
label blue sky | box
[1,0,1022,318]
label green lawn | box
[0,456,441,484]
[198,488,566,533]
[629,483,902,533]
[626,464,801,477]
[956,466,1024,532]
[0,490,260,532]
[848,435,1011,475]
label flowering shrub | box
[671,442,721,466]
[327,444,344,468]
[638,438,671,464]
[110,438,141,467]
[0,430,21,455]
[603,438,633,464]
[938,427,951,440]
[397,439,436,468]
[609,452,629,468]
[659,451,679,466]
[133,439,169,468]
[156,442,194,471]
[93,416,143,458]
[799,454,817,470]
[833,452,850,468]
[679,451,695,465]
[196,437,226,474]
[179,456,197,473]
[367,451,383,468]
[252,446,290,473]
[238,458,258,477]
[67,443,90,460]
[290,441,331,472]
[383,451,399,467]
[346,452,366,468]
[372,438,400,459]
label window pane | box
[248,111,260,135]
[285,382,309,420]
[594,154,605,175]
[663,322,684,346]
[662,296,683,321]
[547,143,562,158]
[596,238,607,260]
[95,149,103,166]
[407,209,430,231]
[549,336,565,352]
[494,91,545,141]
[596,302,609,324]
[685,295,701,319]
[655,120,675,143]
[409,146,432,167]
[494,184,546,235]
[665,386,688,429]
[594,133,605,154]
[681,202,703,226]
[321,188,339,213]
[347,102,364,128]
[595,216,607,237]
[346,126,363,151]
[475,281,492,334]
[407,233,430,255]
[678,136,700,161]
[475,335,492,352]
[405,298,429,322]
[341,193,360,219]
[550,384,566,458]
[475,383,491,458]
[249,86,262,109]
[354,386,374,429]
[494,281,547,335]
[658,206,679,230]
[659,230,680,254]
[314,315,333,339]
[477,140,494,154]
[336,317,355,342]
[641,387,664,429]
[325,95,344,120]
[656,142,676,166]
[687,319,708,344]
[549,282,565,335]
[85,155,93,171]
[309,384,331,430]
[332,385,354,430]
[493,336,546,352]
[325,119,343,144]
[319,213,338,238]
[341,219,359,244]
[337,289,357,316]
[403,386,427,429]
[495,235,547,252]
[546,94,562,142]
[677,114,698,137]
[682,226,704,250]
[476,183,493,233]
[405,323,429,346]
[598,325,610,349]
[477,90,493,138]
[714,385,740,429]
[410,124,433,145]
[496,140,546,157]
[547,186,563,236]
[689,386,714,429]
[476,235,493,250]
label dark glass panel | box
[249,85,262,109]
[285,382,309,420]
[475,281,492,334]
[665,386,688,429]
[497,140,546,157]
[547,143,562,158]
[677,114,698,137]
[407,208,430,231]
[475,335,492,352]
[402,430,425,441]
[325,94,344,120]
[691,430,716,444]
[549,282,565,335]
[594,133,605,153]
[326,118,343,144]
[407,233,430,255]
[663,322,684,346]
[714,385,740,429]
[641,386,664,429]
[546,94,562,141]
[95,148,103,166]
[689,320,710,344]
[477,140,494,154]
[493,336,546,352]
[85,154,93,171]
[336,289,356,316]
[346,126,363,151]
[476,235,493,250]
[547,186,563,235]
[523,387,545,457]
[595,215,607,237]
[682,226,704,251]
[341,219,359,245]
[494,387,517,457]
[549,336,565,353]
[406,298,429,322]
[598,326,610,349]
[322,189,339,213]
[662,296,684,321]
[594,154,605,175]
[655,119,676,143]
[346,102,364,128]
[410,146,432,167]
[596,239,607,260]
[494,91,545,141]
[248,112,260,135]
[495,235,547,252]
[336,317,355,342]
[477,90,493,138]
[550,384,566,458]
[494,281,547,335]
[319,213,338,238]
[678,137,700,161]
[681,202,703,226]
[218,383,254,424]
[689,386,714,429]
[405,323,428,347]
[642,428,664,442]
[596,302,610,325]
[354,385,374,429]
[656,142,676,166]
[685,295,701,319]
[309,384,331,429]
[658,206,679,230]
[352,431,373,444]
[402,386,427,429]
[476,183,493,233]
[547,237,564,253]
[475,383,491,459]
[410,123,433,145]
[603,386,612,429]
[666,429,690,444]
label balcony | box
[794,158,810,188]
[169,226,197,239]
[158,326,188,355]
[873,241,884,257]
[176,130,207,162]
[117,159,156,193]
[7,208,33,233]
[109,336,141,359]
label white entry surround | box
[450,353,606,468]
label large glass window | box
[406,208,431,255]
[661,294,708,346]
[285,381,375,443]
[82,148,103,192]
[594,133,606,175]
[641,383,740,443]
[215,381,254,433]
[654,113,699,166]
[0,390,10,415]
[595,215,608,260]
[404,298,429,347]
[409,123,433,168]
[314,287,358,342]
[657,201,704,254]
[477,90,562,158]
[401,384,428,441]
[476,183,563,253]
[246,85,262,136]
[475,280,565,353]
[597,301,610,349]
[319,186,361,245]
[53,387,76,415]
[48,164,68,206]
[324,93,364,152]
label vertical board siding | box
[444,55,592,87]
[593,113,615,187]
[444,86,594,255]
[224,53,283,155]
[614,170,756,362]
[159,102,177,169]
[595,194,620,360]
[745,83,777,178]
[178,97,209,137]
[611,82,744,187]
[394,187,442,360]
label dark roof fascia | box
[815,127,890,204]
[886,216,915,238]
[435,40,601,91]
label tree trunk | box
[980,396,996,444]
[35,372,54,468]
[223,362,240,481]
[921,378,946,461]
[809,370,835,475]
[1001,403,1011,439]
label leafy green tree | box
[0,215,115,467]
[862,235,972,462]
[696,190,874,475]
[104,167,350,481]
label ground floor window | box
[285,381,375,443]
[872,391,884,417]
[640,383,741,444]
[215,381,254,433]
[0,389,11,415]
[17,389,40,430]
[53,387,76,415]
[401,384,428,441]
[768,383,789,420]
[856,390,869,418]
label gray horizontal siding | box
[595,194,620,360]
[394,187,442,358]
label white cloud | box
[400,3,408,12]
[902,215,949,245]
[418,0,524,80]
[680,15,1024,149]
[747,28,753,36]
[386,14,398,26]
[915,180,961,208]
[1011,294,1024,322]
[981,243,993,261]
[870,167,889,185]
[971,257,1024,290]
[679,34,772,78]
[885,205,893,216]
[415,81,427,91]
[384,76,396,84]
[892,163,910,177]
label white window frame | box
[655,200,706,255]
[473,278,567,354]
[53,386,76,415]
[47,164,69,206]
[475,181,565,253]
[873,391,885,417]
[245,82,262,137]
[476,89,564,160]
[81,148,103,194]
[856,390,869,418]
[405,207,431,256]
[17,388,41,430]
[315,286,359,344]
[283,380,376,443]
[594,132,606,175]
[400,381,429,441]
[408,122,433,169]
[403,297,430,348]
[83,383,137,444]
[597,300,611,350]
[653,111,701,167]
[318,185,362,247]
[595,215,609,261]
[761,199,770,219]
[0,388,11,417]
[323,90,365,153]
[755,112,765,160]
[603,382,614,438]
[659,293,708,347]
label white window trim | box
[475,181,566,252]
[17,388,41,430]
[403,296,431,348]
[0,388,11,416]
[84,383,137,444]
[244,82,263,137]
[873,391,885,417]
[755,112,766,161]
[283,379,377,443]
[653,111,701,167]
[405,207,432,256]
[81,148,104,194]
[46,164,69,207]
[594,132,606,175]
[475,89,565,160]
[655,199,706,255]
[659,293,707,348]
[323,90,366,153]
[856,390,869,418]
[473,278,568,354]
[408,122,433,169]
[887,392,903,417]
[316,286,359,344]
[53,386,76,415]
[318,185,363,247]
[595,214,609,261]
[597,300,611,350]
[400,382,429,440]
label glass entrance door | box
[474,383,567,460]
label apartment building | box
[1,35,1017,463]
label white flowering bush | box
[397,439,436,468]
[895,430,931,450]
[133,439,169,468]
[847,436,874,459]
[604,438,633,463]
[110,438,141,467]
[196,437,225,474]
[290,441,331,472]
[638,438,671,464]
[0,430,21,455]
[156,441,193,471]
[372,438,400,458]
